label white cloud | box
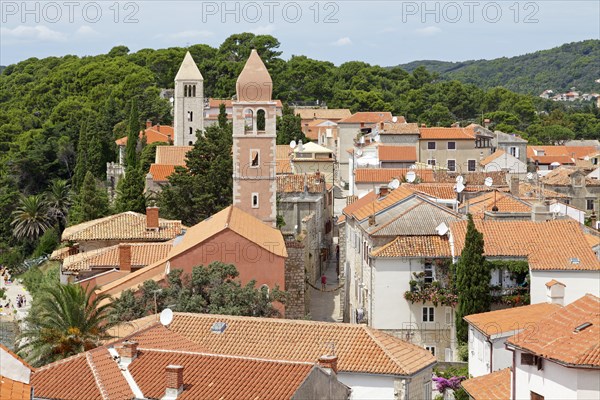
[0,25,66,42]
[415,26,442,37]
[165,30,214,40]
[76,26,100,37]
[249,24,275,35]
[332,37,352,46]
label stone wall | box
[285,240,306,319]
[338,221,348,322]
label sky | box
[1,1,599,67]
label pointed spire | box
[236,49,272,102]
[175,51,203,81]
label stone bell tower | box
[232,50,277,227]
[173,51,204,146]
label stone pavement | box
[309,257,342,322]
[0,273,32,322]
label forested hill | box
[398,40,600,95]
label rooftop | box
[175,51,203,81]
[295,108,351,120]
[463,190,532,218]
[0,375,31,400]
[236,50,272,102]
[276,174,328,193]
[148,164,177,181]
[542,167,600,186]
[378,145,417,162]
[338,111,393,124]
[419,127,476,140]
[354,168,436,184]
[115,124,174,146]
[378,122,419,134]
[154,146,192,165]
[371,235,451,258]
[461,368,511,400]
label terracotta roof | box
[49,246,78,261]
[115,124,173,146]
[585,233,600,249]
[450,220,600,271]
[480,149,506,166]
[404,183,459,200]
[129,350,315,400]
[295,108,352,120]
[276,158,293,174]
[419,127,476,140]
[461,368,511,400]
[532,155,575,165]
[342,192,376,219]
[355,168,436,183]
[507,294,600,367]
[113,324,207,352]
[62,242,173,273]
[168,206,287,259]
[545,279,566,287]
[527,146,597,163]
[464,303,562,337]
[0,376,31,400]
[276,144,292,160]
[463,191,532,218]
[542,167,600,186]
[277,174,327,193]
[154,146,192,165]
[31,348,134,400]
[378,145,417,162]
[517,182,568,200]
[350,186,416,221]
[165,313,436,376]
[95,259,168,300]
[148,164,177,181]
[379,122,419,134]
[371,236,451,257]
[338,111,393,124]
[61,212,184,242]
[432,170,508,186]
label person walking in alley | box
[321,274,327,290]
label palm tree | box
[18,284,116,367]
[46,179,72,232]
[10,194,52,241]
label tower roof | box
[236,49,272,102]
[175,51,203,81]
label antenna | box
[289,140,297,149]
[159,308,173,327]
[388,178,400,190]
[392,116,398,123]
[484,177,493,187]
[436,222,449,236]
[526,172,534,181]
[406,171,416,183]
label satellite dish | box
[551,203,562,214]
[456,176,464,185]
[406,171,416,183]
[160,308,173,326]
[436,222,449,236]
[356,148,363,156]
[392,116,398,123]
[484,177,493,187]
[409,164,417,170]
[388,179,400,190]
[289,140,297,149]
[526,172,534,180]
[455,182,465,193]
[550,161,561,167]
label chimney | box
[318,355,338,375]
[146,120,152,128]
[146,206,159,230]
[165,365,184,398]
[451,122,460,127]
[484,118,491,128]
[119,244,132,272]
[591,211,597,230]
[510,176,520,197]
[116,340,138,365]
[379,186,389,197]
[421,123,426,128]
[156,123,161,132]
[531,202,552,222]
[545,280,565,306]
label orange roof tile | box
[379,122,419,134]
[0,375,31,400]
[517,182,568,200]
[461,368,511,400]
[338,111,393,124]
[276,158,293,174]
[419,127,476,140]
[404,183,459,200]
[295,108,352,121]
[507,294,600,367]
[450,220,600,271]
[165,313,436,376]
[463,191,532,218]
[168,206,287,259]
[276,174,327,193]
[61,212,184,242]
[148,164,178,181]
[115,124,174,146]
[584,233,600,249]
[355,168,436,183]
[95,259,168,300]
[62,242,173,273]
[480,149,506,166]
[371,236,451,258]
[49,246,78,261]
[351,186,416,221]
[276,144,292,160]
[541,167,600,186]
[545,279,566,288]
[527,145,597,161]
[154,146,193,165]
[378,145,417,162]
[464,303,562,337]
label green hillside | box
[398,40,600,95]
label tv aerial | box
[406,171,416,183]
[484,177,493,187]
[159,308,173,327]
[388,178,400,190]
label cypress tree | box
[115,166,146,213]
[73,119,88,190]
[69,171,110,224]
[455,214,490,343]
[125,99,140,168]
[218,103,227,128]
[86,117,105,179]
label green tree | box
[69,171,110,224]
[73,119,89,190]
[218,103,227,128]
[11,194,51,242]
[140,141,169,174]
[455,214,490,343]
[18,284,115,367]
[125,99,140,168]
[46,179,72,233]
[276,104,306,145]
[115,166,146,213]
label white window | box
[509,146,520,158]
[468,159,476,171]
[427,142,436,150]
[422,307,434,322]
[447,141,456,150]
[250,149,260,168]
[424,345,436,356]
[447,159,456,172]
[251,193,259,208]
[424,263,434,283]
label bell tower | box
[174,51,204,146]
[232,50,277,227]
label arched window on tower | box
[256,109,266,131]
[188,111,193,122]
[192,85,196,97]
[189,127,193,135]
[244,109,254,133]
[184,85,188,97]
